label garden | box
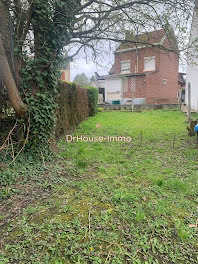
[0,110,197,263]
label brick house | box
[96,29,179,105]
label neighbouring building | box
[60,61,70,82]
[95,28,179,105]
[186,3,198,112]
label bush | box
[83,86,98,116]
[98,107,103,112]
[56,82,98,137]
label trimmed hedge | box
[55,81,98,137]
[83,86,98,116]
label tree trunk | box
[0,2,27,118]
[0,1,14,74]
[0,34,27,118]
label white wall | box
[186,66,198,111]
[186,8,198,112]
[122,98,146,105]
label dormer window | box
[144,57,156,71]
[121,60,130,73]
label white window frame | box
[121,60,131,74]
[144,56,156,72]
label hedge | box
[55,81,98,137]
[83,86,98,116]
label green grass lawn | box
[0,110,198,263]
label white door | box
[106,78,121,102]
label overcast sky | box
[69,44,116,81]
[70,58,111,81]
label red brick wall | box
[135,76,146,99]
[146,51,179,103]
[113,39,179,104]
[158,38,179,104]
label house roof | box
[115,28,176,53]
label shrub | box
[83,86,98,116]
[98,107,103,112]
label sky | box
[70,45,115,81]
[70,58,111,81]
